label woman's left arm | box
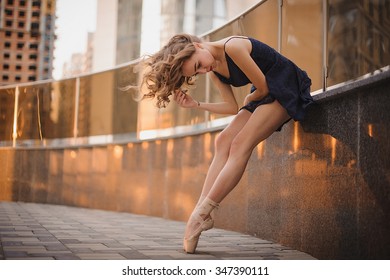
[225,39,269,103]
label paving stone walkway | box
[0,201,315,260]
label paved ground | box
[0,201,315,260]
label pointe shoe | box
[183,197,219,254]
[194,197,215,230]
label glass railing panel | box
[114,65,140,135]
[327,0,390,86]
[282,0,323,92]
[239,0,279,49]
[78,71,115,137]
[78,66,139,137]
[0,88,15,142]
[49,79,78,139]
[16,79,76,140]
[207,21,238,41]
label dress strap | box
[223,36,249,52]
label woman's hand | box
[173,90,199,108]
[243,94,254,106]
[243,89,268,106]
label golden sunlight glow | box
[12,87,20,146]
[167,139,174,153]
[141,141,149,150]
[204,132,213,160]
[293,121,299,153]
[113,145,123,159]
[70,150,77,159]
[368,124,374,138]
[331,136,337,165]
[134,185,149,207]
[256,141,264,159]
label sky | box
[53,0,97,79]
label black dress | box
[213,37,314,129]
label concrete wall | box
[0,70,389,259]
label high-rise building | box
[61,32,94,78]
[92,0,143,72]
[0,0,56,86]
[62,52,83,78]
[160,0,227,45]
[93,0,231,73]
[83,32,94,74]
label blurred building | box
[62,32,94,78]
[0,0,56,86]
[83,32,94,74]
[92,0,143,72]
[159,0,228,45]
[62,53,83,78]
[93,0,243,72]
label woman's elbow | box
[228,104,239,115]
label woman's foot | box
[183,197,219,253]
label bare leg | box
[184,110,251,252]
[184,101,290,253]
[196,110,252,204]
[207,100,290,202]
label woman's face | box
[181,44,215,77]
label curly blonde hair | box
[140,34,202,108]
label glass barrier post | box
[12,86,20,147]
[322,0,328,91]
[205,72,211,126]
[73,77,80,138]
[278,0,283,53]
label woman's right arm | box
[200,72,238,115]
[175,72,238,115]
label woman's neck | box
[204,41,226,72]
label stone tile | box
[45,244,69,251]
[54,254,81,260]
[76,253,127,260]
[118,250,150,259]
[1,237,40,243]
[58,239,82,244]
[4,251,29,257]
[67,247,93,253]
[0,201,316,260]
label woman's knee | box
[215,130,234,153]
[228,136,254,160]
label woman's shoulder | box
[223,35,249,44]
[223,36,252,53]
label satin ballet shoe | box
[183,217,213,253]
[183,197,219,254]
[193,197,216,230]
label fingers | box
[243,95,252,106]
[174,90,187,106]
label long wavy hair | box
[138,34,202,108]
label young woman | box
[138,33,314,253]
